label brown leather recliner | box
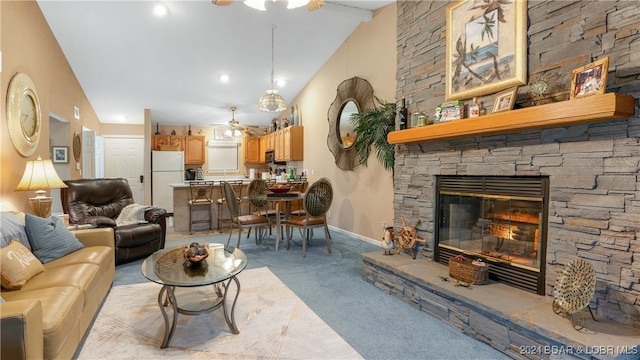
[61,178,167,265]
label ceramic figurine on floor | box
[381,223,394,255]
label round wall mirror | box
[327,77,374,171]
[337,100,359,149]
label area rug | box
[78,267,362,359]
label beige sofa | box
[0,227,115,360]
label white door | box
[104,137,145,203]
[94,135,105,178]
[82,129,95,179]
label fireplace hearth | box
[435,176,549,294]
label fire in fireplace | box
[435,176,549,294]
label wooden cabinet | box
[184,135,205,164]
[274,130,284,161]
[153,135,184,150]
[259,136,266,163]
[243,136,262,163]
[264,132,275,151]
[153,135,204,163]
[275,126,304,162]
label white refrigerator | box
[152,151,184,214]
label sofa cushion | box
[0,240,44,290]
[2,286,84,358]
[1,212,30,249]
[44,246,113,276]
[25,215,84,264]
[21,263,101,294]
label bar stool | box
[188,181,214,234]
[217,179,243,231]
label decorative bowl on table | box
[268,186,291,193]
[183,242,209,263]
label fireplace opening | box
[434,176,549,295]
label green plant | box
[349,96,396,173]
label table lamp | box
[15,156,68,217]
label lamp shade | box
[15,157,67,192]
[258,90,287,112]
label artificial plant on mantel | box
[349,96,396,175]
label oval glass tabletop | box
[141,244,247,287]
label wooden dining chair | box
[223,181,270,249]
[284,177,333,257]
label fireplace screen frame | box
[434,175,549,295]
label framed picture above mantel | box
[445,0,528,101]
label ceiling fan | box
[212,0,325,11]
[213,106,260,137]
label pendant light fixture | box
[212,1,325,11]
[258,25,287,112]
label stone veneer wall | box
[393,0,640,327]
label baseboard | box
[328,225,380,246]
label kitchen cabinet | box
[184,135,205,164]
[274,130,284,161]
[243,136,262,163]
[153,135,185,151]
[275,126,304,162]
[264,132,275,151]
[259,136,266,163]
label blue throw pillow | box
[25,214,84,263]
[1,212,30,249]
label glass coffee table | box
[141,243,248,348]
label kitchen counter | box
[170,177,289,232]
[169,177,288,188]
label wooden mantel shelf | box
[387,93,636,145]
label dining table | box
[244,191,302,251]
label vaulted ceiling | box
[38,0,394,129]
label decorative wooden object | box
[395,217,425,259]
[552,258,597,330]
[388,93,635,144]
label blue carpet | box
[113,230,511,360]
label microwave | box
[266,150,286,165]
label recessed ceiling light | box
[276,79,286,87]
[220,74,230,83]
[153,3,168,17]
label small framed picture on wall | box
[52,146,69,163]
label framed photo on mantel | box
[445,0,528,101]
[570,57,609,100]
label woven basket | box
[448,257,489,285]
[158,145,181,151]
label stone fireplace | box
[434,175,549,295]
[389,0,640,328]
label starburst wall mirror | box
[327,77,375,171]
